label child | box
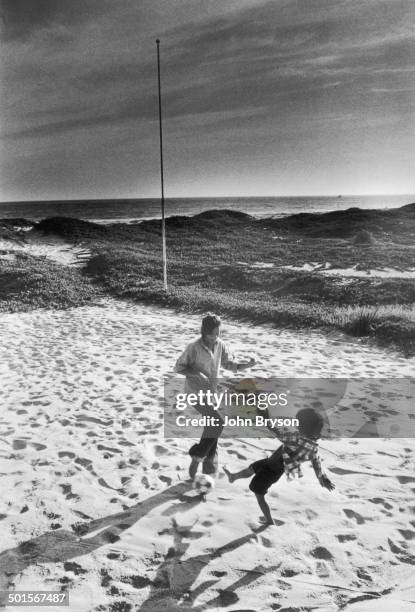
[175,313,255,478]
[224,407,335,526]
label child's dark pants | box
[249,450,285,495]
[188,404,224,474]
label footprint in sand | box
[356,567,373,582]
[107,553,120,560]
[63,562,88,576]
[98,478,120,491]
[77,414,114,427]
[154,445,169,456]
[311,546,333,560]
[336,534,357,543]
[118,439,135,447]
[388,538,415,564]
[369,497,393,510]
[59,483,80,501]
[398,529,415,541]
[12,439,27,450]
[75,457,93,470]
[280,568,299,578]
[73,510,92,520]
[97,444,122,454]
[397,475,415,484]
[329,466,380,477]
[211,570,227,578]
[102,532,121,544]
[343,509,365,524]
[315,560,330,577]
[258,535,274,548]
[159,475,172,486]
[227,449,247,460]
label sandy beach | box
[2,0,415,608]
[1,298,414,611]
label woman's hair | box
[201,313,221,336]
[296,407,324,438]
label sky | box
[0,0,414,201]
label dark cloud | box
[0,0,106,41]
[1,95,159,140]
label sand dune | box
[0,231,91,267]
[0,299,414,611]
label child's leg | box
[249,458,285,526]
[188,455,203,479]
[223,466,254,483]
[255,493,274,525]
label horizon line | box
[1,193,414,205]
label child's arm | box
[221,343,255,373]
[174,345,210,387]
[311,452,335,491]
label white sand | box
[0,232,91,267]
[281,263,415,279]
[0,299,414,611]
[236,261,415,278]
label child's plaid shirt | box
[272,427,324,482]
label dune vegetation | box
[1,203,415,354]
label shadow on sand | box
[138,518,279,611]
[0,481,278,610]
[0,482,192,601]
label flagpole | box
[156,38,168,292]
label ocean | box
[0,195,414,224]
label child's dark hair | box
[201,313,221,336]
[296,408,324,439]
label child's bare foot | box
[223,467,235,483]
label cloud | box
[0,0,109,41]
[1,0,414,198]
[3,0,414,133]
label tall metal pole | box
[156,38,168,292]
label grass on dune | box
[0,251,101,312]
[84,250,415,355]
[1,204,415,354]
